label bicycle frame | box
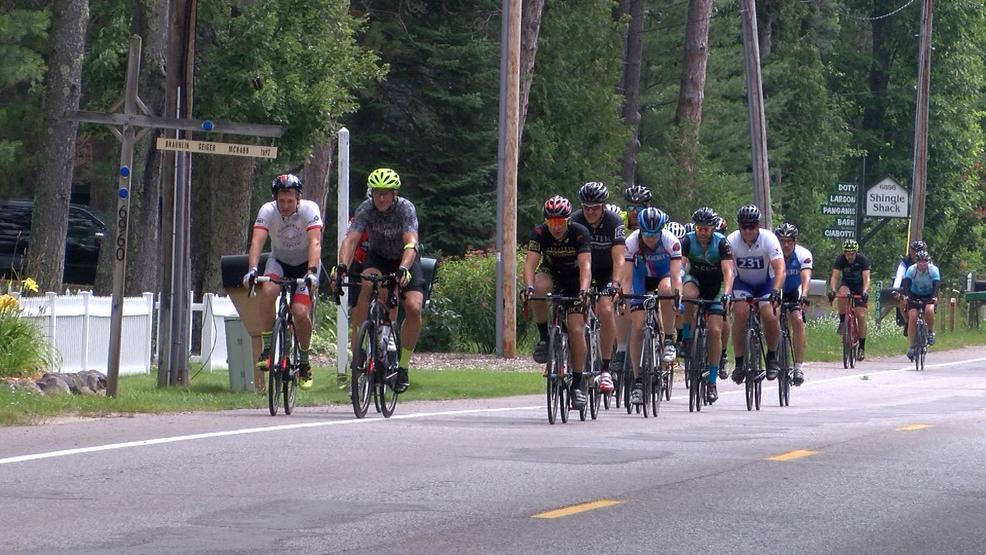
[835,293,863,368]
[623,291,679,418]
[906,296,933,372]
[682,297,717,412]
[737,294,773,411]
[776,300,802,407]
[250,276,311,416]
[527,294,581,424]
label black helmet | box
[691,206,718,226]
[578,181,609,204]
[623,184,652,204]
[914,250,930,262]
[910,240,928,253]
[271,173,302,196]
[736,204,761,226]
[774,222,799,239]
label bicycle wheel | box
[777,331,789,408]
[916,320,926,372]
[589,380,600,420]
[754,376,762,411]
[267,319,285,416]
[744,330,757,412]
[351,321,374,418]
[283,322,299,415]
[558,334,571,424]
[841,321,851,369]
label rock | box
[3,377,45,395]
[36,373,71,395]
[79,370,107,392]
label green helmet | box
[843,239,859,252]
[367,168,401,190]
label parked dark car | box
[0,200,107,286]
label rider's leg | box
[682,282,700,346]
[349,267,380,354]
[837,285,850,329]
[707,313,723,382]
[657,277,676,343]
[531,273,554,363]
[925,303,935,336]
[790,308,806,364]
[598,295,616,368]
[398,291,424,367]
[629,308,646,379]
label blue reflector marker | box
[202,120,215,131]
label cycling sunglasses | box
[626,204,646,212]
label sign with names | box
[866,176,909,218]
[155,138,278,159]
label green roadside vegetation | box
[1,313,982,428]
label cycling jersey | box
[772,244,813,294]
[833,252,870,292]
[349,197,418,261]
[681,231,732,294]
[624,228,681,293]
[571,209,625,273]
[903,263,940,298]
[253,200,323,266]
[892,256,915,289]
[527,222,592,276]
[726,229,782,287]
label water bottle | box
[379,324,391,352]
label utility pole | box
[496,0,520,357]
[909,0,934,242]
[739,0,773,227]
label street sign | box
[820,204,856,215]
[155,138,277,159]
[866,176,909,218]
[827,193,856,205]
[824,228,856,239]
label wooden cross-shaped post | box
[66,35,283,397]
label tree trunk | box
[26,0,89,293]
[615,0,631,97]
[619,0,644,187]
[124,0,169,296]
[518,0,545,142]
[191,152,256,297]
[673,0,713,194]
[302,139,335,217]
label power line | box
[839,0,918,21]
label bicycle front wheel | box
[268,319,285,416]
[916,321,927,371]
[351,321,374,418]
[283,322,299,415]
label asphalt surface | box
[2,346,986,554]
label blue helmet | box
[638,207,669,234]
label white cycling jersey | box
[727,228,783,286]
[253,200,323,266]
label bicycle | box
[835,293,863,369]
[525,294,582,424]
[682,298,718,413]
[906,296,933,372]
[336,273,402,418]
[776,300,803,407]
[623,291,679,418]
[250,276,313,416]
[579,289,608,421]
[737,294,773,411]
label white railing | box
[16,291,238,375]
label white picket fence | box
[16,291,238,375]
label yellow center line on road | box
[766,449,819,462]
[532,499,624,519]
[896,424,933,432]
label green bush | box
[419,250,532,353]
[0,308,59,378]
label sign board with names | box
[866,176,909,218]
[823,228,856,239]
[155,138,278,159]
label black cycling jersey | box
[681,232,733,291]
[571,209,625,272]
[527,222,592,275]
[834,252,870,290]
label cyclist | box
[772,222,812,385]
[620,207,683,405]
[523,195,593,408]
[243,173,323,390]
[893,240,928,335]
[571,182,625,394]
[612,184,653,373]
[727,204,785,384]
[664,221,689,353]
[827,238,871,360]
[336,168,425,393]
[902,250,940,361]
[680,206,735,403]
[713,214,730,369]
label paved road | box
[2,347,986,554]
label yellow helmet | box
[367,168,401,190]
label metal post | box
[106,36,142,397]
[336,127,350,381]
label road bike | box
[578,289,609,421]
[250,276,313,416]
[907,296,933,372]
[776,300,803,407]
[737,294,773,411]
[623,291,679,418]
[336,273,402,418]
[835,293,863,368]
[682,297,718,413]
[526,294,582,424]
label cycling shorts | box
[363,251,426,294]
[263,258,315,306]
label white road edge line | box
[3,356,985,466]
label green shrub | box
[0,308,59,377]
[422,249,532,353]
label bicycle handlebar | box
[248,276,310,298]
